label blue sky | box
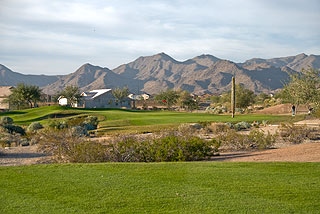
[1,0,319,75]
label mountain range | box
[1,53,319,95]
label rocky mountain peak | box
[1,53,319,95]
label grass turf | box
[0,162,319,213]
[0,106,301,134]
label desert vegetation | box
[1,106,319,163]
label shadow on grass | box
[0,151,49,159]
[212,151,264,161]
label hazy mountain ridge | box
[0,64,59,87]
[1,53,319,95]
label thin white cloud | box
[0,0,319,74]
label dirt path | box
[0,145,52,166]
[215,142,320,162]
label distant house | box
[57,96,68,106]
[0,86,14,111]
[79,89,132,109]
[57,96,79,107]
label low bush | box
[108,132,218,162]
[34,127,218,163]
[27,122,43,132]
[234,121,251,131]
[47,116,99,135]
[247,129,276,149]
[216,129,276,151]
[35,128,107,163]
[209,123,230,133]
[48,120,68,130]
[279,123,317,144]
[0,116,14,125]
[0,127,24,147]
[2,124,25,135]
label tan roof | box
[0,86,14,97]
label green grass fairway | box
[0,106,301,134]
[1,162,319,213]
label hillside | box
[1,53,319,95]
[0,64,58,87]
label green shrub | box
[84,116,98,130]
[66,117,85,127]
[0,116,14,126]
[0,127,25,147]
[48,120,68,129]
[48,116,98,132]
[2,124,25,135]
[27,122,43,132]
[108,132,218,162]
[234,121,251,131]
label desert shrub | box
[225,122,234,129]
[314,108,320,117]
[0,117,26,146]
[2,124,25,135]
[279,123,315,144]
[210,123,231,133]
[66,141,107,163]
[108,132,218,162]
[247,129,276,149]
[108,135,153,162]
[71,126,88,137]
[216,129,250,151]
[66,117,86,127]
[216,129,276,151]
[0,127,24,147]
[27,122,43,132]
[83,116,98,130]
[35,128,107,163]
[0,116,14,126]
[178,123,203,135]
[48,120,68,130]
[234,121,251,131]
[48,116,98,132]
[224,121,252,131]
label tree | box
[224,84,255,109]
[112,87,129,107]
[282,67,320,108]
[178,91,198,111]
[7,83,42,109]
[254,93,269,105]
[235,84,256,108]
[58,85,81,107]
[155,89,179,110]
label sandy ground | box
[1,119,319,166]
[215,142,320,162]
[0,145,52,166]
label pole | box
[231,76,235,118]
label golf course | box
[1,106,319,213]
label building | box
[57,96,69,106]
[79,89,132,109]
[0,86,14,111]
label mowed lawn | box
[0,106,300,134]
[1,162,319,213]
